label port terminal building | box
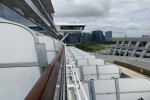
[106,37,150,58]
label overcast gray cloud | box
[52,0,150,37]
[53,0,111,17]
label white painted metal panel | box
[66,46,150,100]
[120,92,150,100]
[38,35,56,64]
[98,65,119,74]
[0,23,38,63]
[77,52,87,54]
[94,80,116,93]
[119,79,150,92]
[75,68,80,81]
[53,39,59,51]
[81,65,120,80]
[88,59,104,65]
[0,22,41,100]
[73,55,83,59]
[82,55,95,59]
[38,35,55,50]
[60,41,64,47]
[100,74,120,79]
[47,52,56,64]
[77,59,88,66]
[0,67,40,100]
[75,68,80,75]
[73,55,95,59]
[77,59,104,66]
[79,83,90,100]
[81,79,117,100]
[93,79,150,100]
[57,41,60,49]
[78,53,90,56]
[73,53,90,56]
[83,66,96,75]
[84,75,97,80]
[93,80,117,100]
[96,94,117,100]
[119,78,150,100]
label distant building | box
[64,32,91,44]
[79,32,91,43]
[91,30,105,42]
[55,23,86,42]
[65,32,80,43]
[56,23,86,33]
[105,31,112,41]
[142,35,150,38]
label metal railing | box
[65,46,88,100]
[70,58,88,100]
[25,46,66,100]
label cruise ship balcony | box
[0,19,150,99]
[64,46,150,100]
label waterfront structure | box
[91,30,105,42]
[105,31,112,41]
[106,37,150,58]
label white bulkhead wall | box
[0,21,40,100]
[0,23,38,63]
[38,35,55,50]
[38,35,56,64]
[53,39,60,52]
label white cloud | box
[52,0,150,37]
[53,0,111,17]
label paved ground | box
[95,53,150,71]
[105,62,150,80]
[119,65,150,80]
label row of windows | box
[60,26,84,30]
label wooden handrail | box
[25,46,64,100]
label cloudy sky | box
[52,0,150,37]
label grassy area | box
[74,43,105,52]
[100,41,116,45]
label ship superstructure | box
[0,1,150,100]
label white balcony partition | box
[0,19,41,100]
[0,24,38,63]
[73,55,95,60]
[79,64,120,80]
[77,59,104,66]
[87,78,150,100]
[38,35,56,64]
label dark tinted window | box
[0,3,36,26]
[0,3,3,17]
[1,3,18,22]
